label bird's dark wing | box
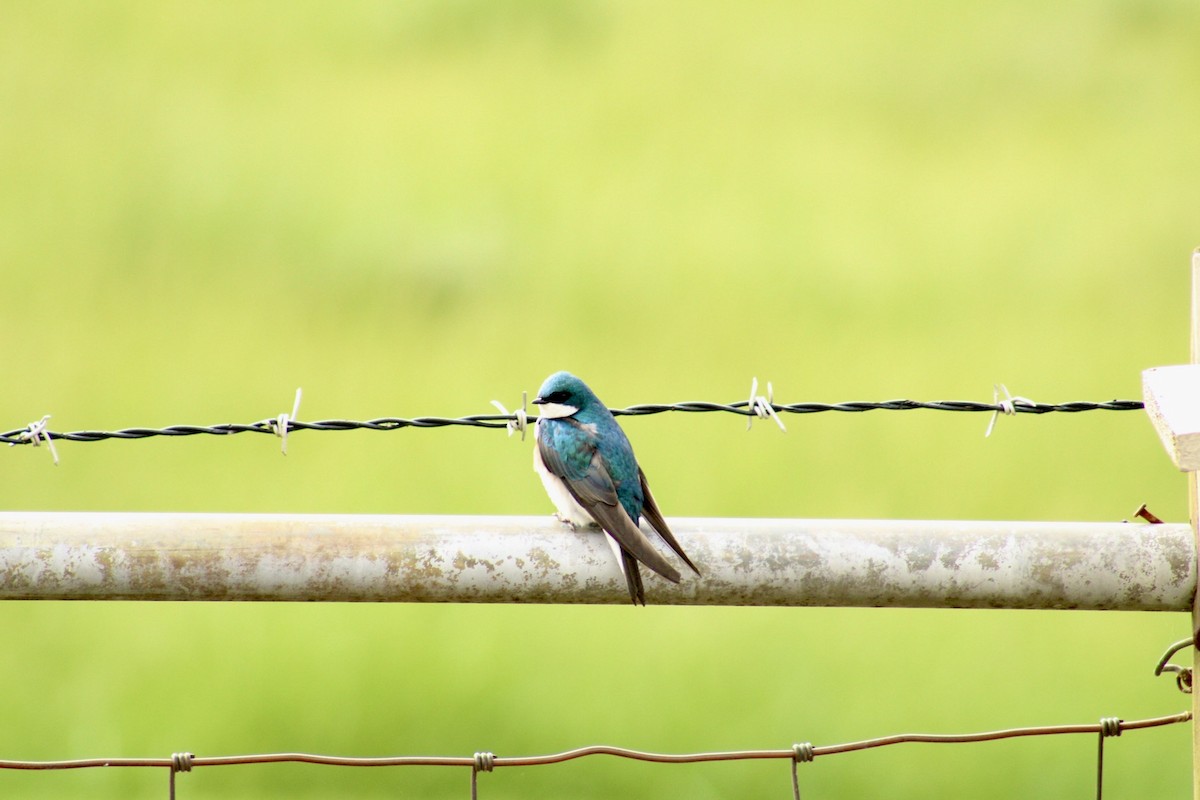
[537,431,682,591]
[638,467,701,576]
[619,548,646,606]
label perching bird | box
[532,371,700,605]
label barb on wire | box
[747,377,787,432]
[267,388,303,456]
[985,384,1035,438]
[0,395,1146,450]
[7,415,58,464]
[490,393,528,440]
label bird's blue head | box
[532,371,604,420]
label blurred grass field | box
[2,2,1199,797]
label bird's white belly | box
[532,443,595,526]
[532,438,631,580]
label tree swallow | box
[532,371,700,605]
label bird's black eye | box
[544,390,571,404]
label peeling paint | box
[976,552,1000,571]
[0,514,1191,609]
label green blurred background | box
[2,1,1198,797]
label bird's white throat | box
[536,401,578,419]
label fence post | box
[1142,249,1200,797]
[1191,249,1200,800]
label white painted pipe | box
[0,513,1189,609]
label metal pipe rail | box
[0,513,1190,609]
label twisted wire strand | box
[0,399,1145,446]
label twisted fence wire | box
[0,712,1187,799]
[0,397,1146,447]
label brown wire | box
[0,711,1187,772]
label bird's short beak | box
[531,396,546,405]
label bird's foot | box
[554,513,580,531]
[553,513,600,531]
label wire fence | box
[1,711,1189,800]
[5,637,1194,797]
[1,384,1147,463]
[0,386,1179,798]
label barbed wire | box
[0,712,1187,799]
[0,386,1146,453]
